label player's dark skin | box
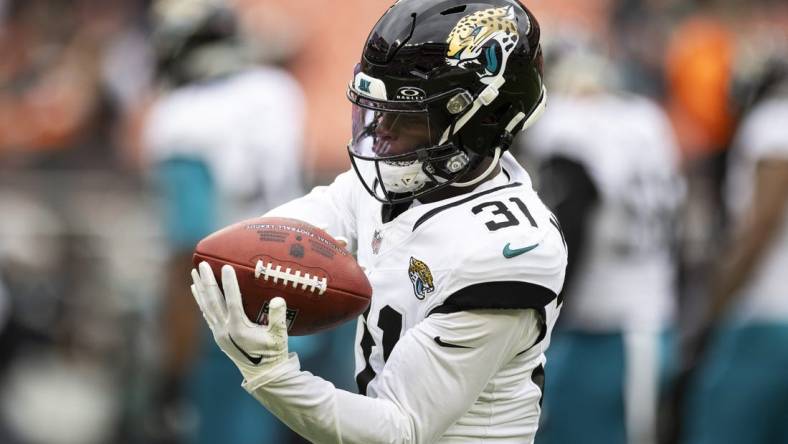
[372,112,501,204]
[372,113,432,157]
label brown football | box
[193,217,372,335]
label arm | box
[154,157,217,376]
[263,170,360,249]
[246,308,541,444]
[707,157,788,321]
[537,155,599,292]
[131,156,220,438]
[191,264,542,444]
[670,158,788,442]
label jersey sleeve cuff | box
[241,353,301,393]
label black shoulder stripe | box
[427,281,557,316]
[413,182,522,231]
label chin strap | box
[446,86,547,189]
[441,84,547,186]
[450,147,502,188]
[439,76,507,145]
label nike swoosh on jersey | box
[433,336,472,349]
[229,334,263,365]
[502,242,539,258]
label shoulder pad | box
[416,185,567,315]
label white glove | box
[190,261,290,382]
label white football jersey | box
[143,67,304,222]
[525,93,684,332]
[251,153,567,443]
[725,97,788,322]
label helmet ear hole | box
[467,103,522,153]
[480,103,513,125]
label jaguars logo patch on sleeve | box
[408,257,435,299]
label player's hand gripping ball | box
[193,217,372,335]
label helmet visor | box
[350,105,450,160]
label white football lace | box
[254,260,328,295]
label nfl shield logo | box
[371,229,383,255]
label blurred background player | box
[519,39,685,444]
[0,2,153,443]
[141,0,313,442]
[680,50,788,444]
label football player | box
[143,0,305,442]
[190,0,567,442]
[518,45,685,444]
[680,56,788,444]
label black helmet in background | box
[151,0,249,87]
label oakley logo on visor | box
[395,87,426,101]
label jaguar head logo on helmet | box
[346,0,546,204]
[446,6,525,80]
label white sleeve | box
[736,99,788,160]
[242,308,543,444]
[263,170,359,250]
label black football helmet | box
[347,0,545,204]
[151,0,248,87]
